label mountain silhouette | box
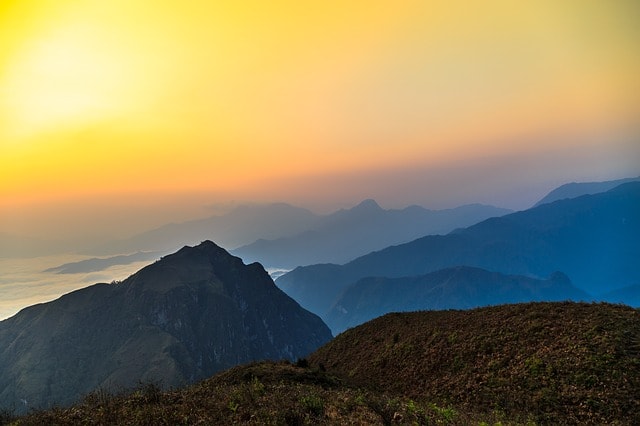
[533,176,640,207]
[326,266,588,334]
[233,201,511,269]
[0,241,331,412]
[277,182,640,319]
[44,251,163,274]
[600,284,640,307]
[89,203,320,255]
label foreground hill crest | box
[0,241,332,412]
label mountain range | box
[232,201,511,269]
[0,241,331,412]
[87,200,510,270]
[87,203,319,256]
[277,182,640,326]
[2,176,639,421]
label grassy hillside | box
[311,302,640,424]
[7,362,475,425]
[7,302,639,425]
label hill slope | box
[13,302,640,425]
[233,201,511,269]
[326,266,589,334]
[278,182,640,317]
[311,302,640,424]
[0,241,331,412]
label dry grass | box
[310,302,640,424]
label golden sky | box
[1,0,639,238]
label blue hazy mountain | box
[44,251,163,274]
[533,176,640,207]
[89,203,320,255]
[277,182,640,319]
[600,284,640,307]
[0,241,331,412]
[233,201,512,269]
[326,266,589,334]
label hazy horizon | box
[1,2,639,318]
[2,170,638,245]
[2,1,639,243]
[1,174,637,321]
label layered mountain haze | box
[233,201,511,269]
[277,182,640,321]
[0,199,511,322]
[0,241,331,412]
[327,267,588,335]
[89,203,319,256]
[88,200,510,269]
[43,252,162,274]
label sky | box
[1,0,640,243]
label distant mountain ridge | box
[0,241,331,412]
[89,203,320,255]
[233,201,511,269]
[326,266,588,334]
[600,284,640,307]
[85,200,511,267]
[44,251,163,274]
[534,176,640,207]
[277,182,640,319]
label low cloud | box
[0,255,148,321]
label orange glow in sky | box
[1,0,639,238]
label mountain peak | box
[0,241,332,412]
[176,239,229,257]
[126,240,246,294]
[352,199,382,211]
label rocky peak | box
[0,241,332,412]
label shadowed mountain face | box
[277,182,640,318]
[0,241,331,412]
[326,267,589,335]
[233,201,512,269]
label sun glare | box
[2,21,135,142]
